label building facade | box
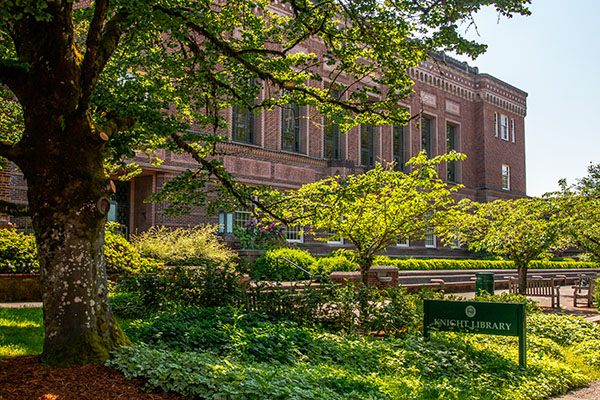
[2,53,527,257]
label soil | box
[0,355,190,400]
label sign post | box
[424,300,526,367]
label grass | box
[0,307,44,358]
[0,307,136,359]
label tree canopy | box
[270,151,464,283]
[437,197,561,294]
[0,0,531,366]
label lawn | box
[0,307,43,358]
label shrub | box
[104,224,162,274]
[310,255,357,277]
[132,225,236,266]
[0,228,38,274]
[112,264,246,316]
[373,256,598,271]
[250,248,316,281]
[234,217,286,250]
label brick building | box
[4,53,527,257]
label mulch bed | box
[0,356,190,400]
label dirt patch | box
[0,356,189,400]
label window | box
[494,112,498,137]
[421,117,432,156]
[233,210,253,229]
[281,103,301,152]
[397,238,409,247]
[393,125,407,172]
[500,115,509,141]
[232,105,254,144]
[511,119,515,143]
[425,231,436,248]
[360,124,374,167]
[502,164,510,190]
[324,88,340,159]
[446,124,456,182]
[285,224,303,243]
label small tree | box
[548,167,600,261]
[438,197,561,294]
[272,151,464,285]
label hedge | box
[373,257,599,270]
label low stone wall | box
[330,265,398,288]
[0,274,41,302]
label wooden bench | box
[573,275,597,307]
[508,277,561,308]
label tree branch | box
[170,133,288,223]
[79,7,132,111]
[0,199,30,218]
[0,142,22,162]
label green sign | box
[424,300,526,367]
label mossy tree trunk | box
[1,3,130,366]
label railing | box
[276,256,322,280]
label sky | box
[451,0,600,196]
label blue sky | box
[452,0,600,196]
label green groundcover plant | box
[107,301,599,400]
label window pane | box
[282,103,301,152]
[232,105,254,144]
[421,117,431,156]
[446,124,456,182]
[393,125,405,171]
[324,89,341,160]
[361,124,374,166]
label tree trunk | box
[19,114,129,367]
[517,262,528,296]
[359,257,373,287]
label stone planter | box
[0,274,41,302]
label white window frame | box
[285,224,304,243]
[511,119,515,143]
[425,232,437,248]
[502,164,511,190]
[494,112,498,137]
[397,238,410,247]
[500,115,509,141]
[233,210,253,230]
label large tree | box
[437,197,561,294]
[0,0,530,366]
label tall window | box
[502,164,510,190]
[446,124,456,182]
[511,119,515,143]
[360,124,374,167]
[393,125,406,172]
[425,231,436,248]
[324,88,340,159]
[232,105,254,144]
[500,115,509,141]
[281,103,301,152]
[421,117,432,156]
[494,112,498,137]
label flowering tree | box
[271,152,464,285]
